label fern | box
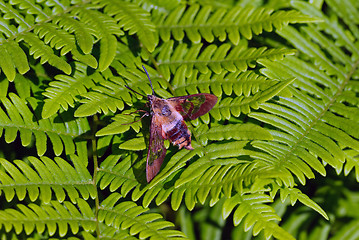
[0,199,96,236]
[222,193,294,239]
[75,66,152,117]
[0,0,357,239]
[154,39,296,80]
[0,94,90,156]
[99,193,187,239]
[248,1,359,188]
[0,155,94,203]
[100,0,157,52]
[154,4,318,45]
[42,62,96,119]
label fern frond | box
[277,186,328,219]
[19,32,72,74]
[74,65,158,117]
[197,123,273,145]
[1,0,357,238]
[42,63,96,119]
[211,77,295,120]
[97,154,140,195]
[0,1,138,81]
[292,0,359,59]
[98,222,139,240]
[344,149,359,181]
[101,0,157,52]
[74,77,131,118]
[53,15,95,55]
[74,7,123,71]
[0,2,78,79]
[0,155,94,203]
[99,193,187,239]
[155,40,296,80]
[98,137,269,210]
[0,199,96,237]
[0,41,29,81]
[0,1,30,31]
[330,220,359,240]
[111,42,143,69]
[222,193,293,239]
[155,4,319,45]
[96,111,142,137]
[9,0,50,23]
[33,22,97,68]
[0,94,90,156]
[249,44,359,186]
[119,136,146,151]
[242,0,359,201]
[172,68,288,97]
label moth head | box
[147,94,155,103]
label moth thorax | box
[161,105,171,116]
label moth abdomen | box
[166,120,193,150]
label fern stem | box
[91,115,101,239]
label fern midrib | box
[174,78,270,91]
[0,124,82,138]
[0,181,92,188]
[0,217,95,224]
[213,94,262,111]
[79,88,126,110]
[156,14,292,30]
[1,2,87,43]
[28,1,49,19]
[98,168,138,182]
[158,48,289,65]
[91,135,101,239]
[44,77,89,103]
[278,59,359,166]
[0,2,31,29]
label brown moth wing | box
[167,93,217,120]
[146,115,166,182]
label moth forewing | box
[145,93,217,182]
[146,114,166,182]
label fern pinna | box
[0,0,357,239]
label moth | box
[125,66,217,182]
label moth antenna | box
[124,85,146,98]
[142,65,155,95]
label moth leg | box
[122,112,149,125]
[161,128,167,139]
[123,109,148,115]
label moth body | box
[126,66,217,182]
[148,95,193,151]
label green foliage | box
[0,155,94,203]
[0,199,96,236]
[99,193,187,239]
[0,94,90,156]
[0,0,357,239]
[154,3,319,45]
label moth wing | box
[146,115,167,182]
[167,93,217,120]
